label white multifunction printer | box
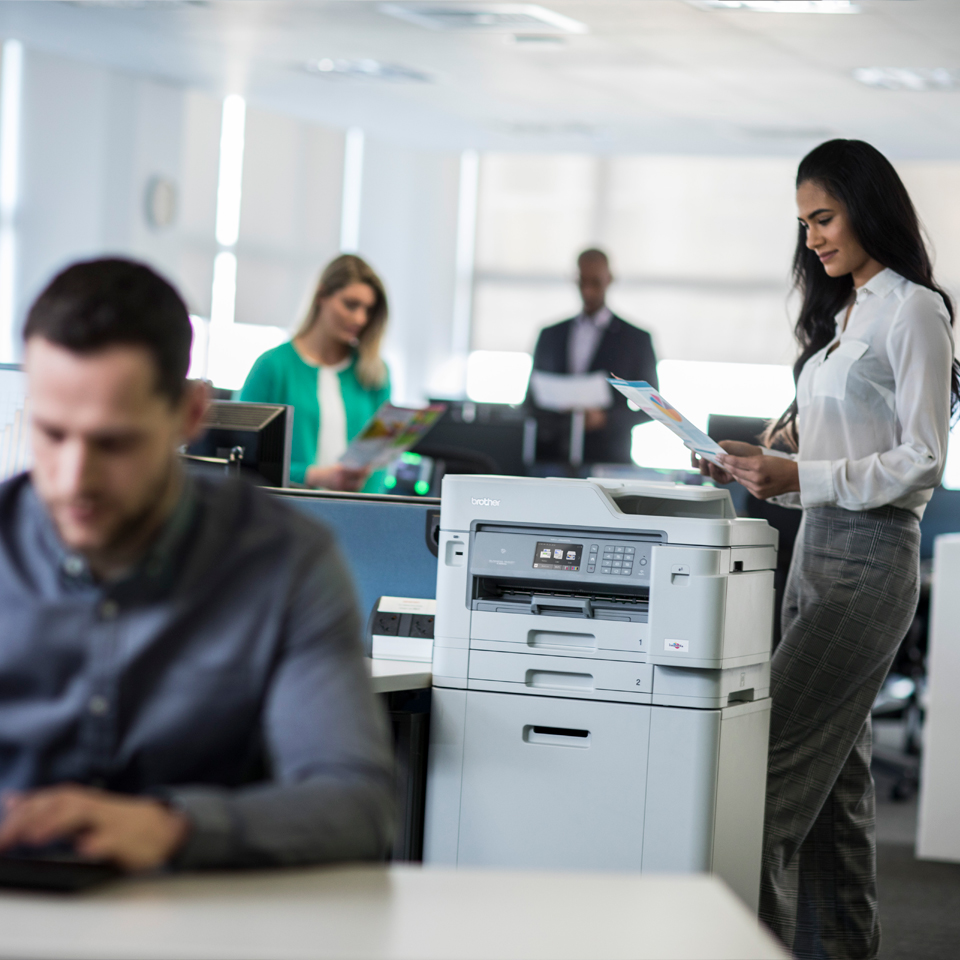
[423,475,778,910]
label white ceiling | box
[2,0,960,157]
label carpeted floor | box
[873,747,960,960]
[877,842,960,960]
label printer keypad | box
[598,542,644,577]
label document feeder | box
[423,475,777,912]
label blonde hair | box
[295,254,389,389]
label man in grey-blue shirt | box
[0,258,394,871]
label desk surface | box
[0,864,787,960]
[366,658,432,694]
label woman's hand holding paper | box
[692,440,800,499]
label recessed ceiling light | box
[740,125,835,140]
[495,121,598,137]
[380,3,587,34]
[511,34,567,46]
[689,1,858,12]
[853,67,960,91]
[303,59,433,83]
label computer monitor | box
[0,363,31,483]
[706,413,768,448]
[186,401,293,488]
[413,401,536,476]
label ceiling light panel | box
[853,67,960,91]
[688,1,859,12]
[304,58,433,83]
[380,3,587,33]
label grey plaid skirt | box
[759,504,920,960]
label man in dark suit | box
[529,248,658,464]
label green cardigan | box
[239,341,391,487]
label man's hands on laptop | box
[0,786,189,871]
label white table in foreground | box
[0,864,787,960]
[366,657,432,694]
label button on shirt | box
[568,306,613,375]
[771,269,954,517]
[0,473,394,868]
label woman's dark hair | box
[768,138,959,447]
[23,257,192,404]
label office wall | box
[7,46,227,332]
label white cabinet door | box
[457,690,650,870]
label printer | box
[423,475,777,910]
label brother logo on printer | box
[665,639,690,652]
[471,497,501,506]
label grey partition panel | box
[919,486,960,560]
[270,490,440,616]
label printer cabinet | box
[424,686,770,911]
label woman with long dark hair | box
[697,139,957,959]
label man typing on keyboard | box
[0,258,394,871]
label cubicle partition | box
[269,489,440,862]
[271,489,440,618]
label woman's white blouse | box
[771,269,954,518]
[316,358,351,468]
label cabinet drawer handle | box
[525,670,594,690]
[523,725,592,747]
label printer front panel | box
[465,526,654,671]
[469,528,657,588]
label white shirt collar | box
[576,306,613,328]
[834,269,905,326]
[857,268,903,301]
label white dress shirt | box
[770,268,954,518]
[568,306,613,375]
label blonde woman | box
[241,255,390,490]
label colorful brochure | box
[608,378,726,467]
[339,402,446,470]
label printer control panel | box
[580,540,651,578]
[471,530,654,585]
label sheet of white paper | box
[608,379,727,467]
[529,371,613,412]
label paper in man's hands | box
[608,379,727,467]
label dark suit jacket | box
[528,314,658,464]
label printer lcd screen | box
[533,542,583,572]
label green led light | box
[414,480,430,495]
[383,475,397,489]
[401,452,422,465]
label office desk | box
[367,658,432,694]
[0,864,787,960]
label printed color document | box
[608,379,726,467]
[340,403,446,470]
